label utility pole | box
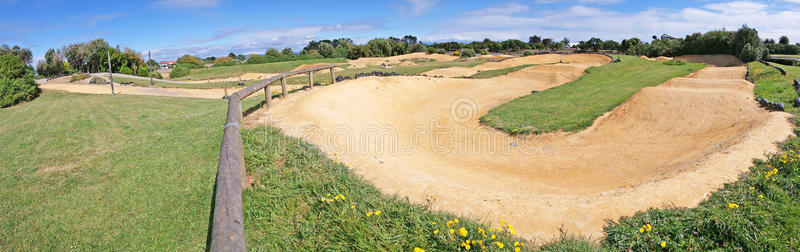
[107,50,115,95]
[148,51,154,86]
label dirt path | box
[39,82,239,99]
[244,54,794,242]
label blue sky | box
[3,0,800,62]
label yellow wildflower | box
[338,194,345,200]
[434,230,439,234]
[414,248,425,252]
[646,224,652,231]
[514,241,519,247]
[351,205,355,209]
[447,221,453,227]
[515,247,520,252]
[459,227,468,237]
[366,211,373,217]
[375,210,381,215]
[326,193,331,197]
[749,186,754,190]
[728,203,740,208]
[465,244,470,250]
[491,234,496,240]
[639,228,644,233]
[759,194,764,198]
[432,222,436,225]
[496,241,504,248]
[500,219,505,226]
[454,218,459,223]
[661,241,666,247]
[450,228,455,234]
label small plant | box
[662,59,686,65]
[89,76,107,84]
[169,65,191,79]
[460,48,476,58]
[69,73,89,82]
[522,51,535,56]
[479,49,489,56]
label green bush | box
[0,54,39,107]
[176,55,205,69]
[213,57,237,67]
[460,48,476,58]
[479,49,489,55]
[89,76,107,84]
[738,43,762,62]
[169,65,191,79]
[426,47,436,54]
[317,42,334,58]
[119,65,134,75]
[436,48,446,54]
[522,51,535,56]
[69,73,89,82]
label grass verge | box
[174,58,347,81]
[241,126,527,251]
[480,55,704,134]
[470,64,536,79]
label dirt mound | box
[424,54,611,77]
[247,61,793,242]
[291,63,336,72]
[396,61,418,67]
[182,73,278,84]
[478,54,513,61]
[677,55,743,67]
[348,52,459,68]
[39,82,239,99]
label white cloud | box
[394,0,441,17]
[535,0,623,4]
[464,3,530,15]
[423,1,800,44]
[154,0,219,8]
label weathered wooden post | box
[281,77,287,97]
[264,84,271,108]
[107,50,114,95]
[308,71,313,89]
[330,67,336,84]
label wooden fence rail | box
[209,64,337,251]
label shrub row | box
[336,71,445,82]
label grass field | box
[480,55,705,134]
[749,62,800,114]
[173,58,347,81]
[281,59,489,85]
[469,64,536,79]
[114,76,258,89]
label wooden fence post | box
[330,67,336,84]
[281,77,287,97]
[264,84,271,108]
[308,71,313,89]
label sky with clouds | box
[2,0,800,62]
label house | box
[159,61,176,68]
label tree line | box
[36,39,160,78]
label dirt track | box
[246,54,793,241]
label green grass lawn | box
[469,64,536,79]
[480,55,705,134]
[174,58,347,81]
[281,58,489,85]
[749,62,800,114]
[114,76,260,89]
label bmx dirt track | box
[245,54,794,241]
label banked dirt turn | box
[245,54,794,241]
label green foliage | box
[317,42,334,58]
[333,44,349,58]
[213,57,237,67]
[119,65,134,75]
[169,65,190,79]
[176,54,205,69]
[0,44,33,65]
[69,72,89,82]
[739,43,762,62]
[136,66,160,78]
[479,49,489,55]
[481,55,704,134]
[348,45,375,60]
[522,51,535,56]
[426,46,436,54]
[0,54,28,79]
[460,48,476,58]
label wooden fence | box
[209,64,338,251]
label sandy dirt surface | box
[245,54,794,242]
[425,54,609,78]
[396,61,418,66]
[677,54,743,67]
[641,55,674,61]
[347,52,459,68]
[39,82,239,99]
[182,73,279,84]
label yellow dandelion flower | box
[472,240,476,245]
[661,241,666,247]
[515,247,521,252]
[338,194,345,200]
[639,228,644,233]
[749,186,754,190]
[496,241,504,249]
[351,205,355,209]
[514,241,519,247]
[327,193,331,197]
[521,242,524,246]
[500,219,505,226]
[459,227,468,237]
[454,218,459,223]
[466,239,471,244]
[759,194,764,198]
[465,244,470,250]
[375,210,381,215]
[646,224,652,231]
[728,203,739,208]
[432,221,436,225]
[450,228,455,234]
[491,234,496,240]
[414,248,425,252]
[510,229,516,235]
[434,230,439,234]
[366,211,373,217]
[447,221,453,227]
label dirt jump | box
[244,54,794,242]
[424,54,608,77]
[347,52,459,68]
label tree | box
[602,40,620,51]
[317,42,334,58]
[176,54,204,69]
[561,38,570,46]
[779,36,790,45]
[281,47,294,55]
[265,48,280,57]
[228,52,236,58]
[738,43,761,62]
[621,37,642,54]
[0,44,33,65]
[529,35,542,45]
[236,54,246,61]
[542,38,554,48]
[587,38,603,51]
[0,54,39,107]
